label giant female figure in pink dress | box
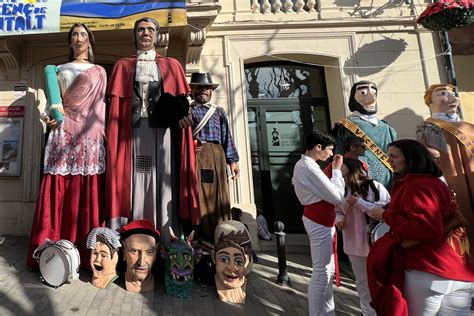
[27,23,107,270]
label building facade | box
[0,0,471,242]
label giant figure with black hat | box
[120,219,160,292]
[189,72,240,242]
[105,17,200,244]
[333,81,397,188]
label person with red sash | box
[27,23,106,270]
[292,130,345,315]
[367,139,474,316]
[105,17,200,245]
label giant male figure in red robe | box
[106,17,200,245]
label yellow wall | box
[454,55,474,123]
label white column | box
[283,0,295,13]
[307,0,317,12]
[295,0,306,13]
[262,0,272,14]
[251,0,261,14]
[274,0,283,13]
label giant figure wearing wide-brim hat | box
[189,72,240,242]
[333,81,397,189]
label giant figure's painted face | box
[86,228,121,289]
[163,235,194,298]
[348,81,378,115]
[215,246,246,290]
[429,85,459,115]
[123,233,157,292]
[90,240,119,288]
[212,220,253,304]
[135,21,157,51]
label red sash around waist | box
[304,200,336,227]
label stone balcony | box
[211,0,425,25]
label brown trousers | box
[197,142,231,242]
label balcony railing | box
[251,0,319,14]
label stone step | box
[258,233,310,254]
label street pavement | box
[0,235,364,315]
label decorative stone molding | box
[185,28,207,74]
[157,32,169,57]
[184,1,221,74]
[0,39,20,79]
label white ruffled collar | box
[136,50,158,83]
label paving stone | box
[0,236,366,315]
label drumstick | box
[339,194,358,230]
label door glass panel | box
[312,106,329,132]
[245,63,325,99]
[248,109,259,154]
[265,110,303,153]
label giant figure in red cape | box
[105,17,200,245]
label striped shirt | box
[191,103,239,164]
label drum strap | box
[425,117,474,154]
[32,239,54,260]
[338,118,393,172]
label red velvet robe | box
[105,55,200,225]
[368,174,474,316]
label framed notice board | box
[0,106,24,177]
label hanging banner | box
[60,0,187,31]
[0,0,186,36]
[0,1,62,35]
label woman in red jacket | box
[367,139,473,316]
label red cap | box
[120,219,160,241]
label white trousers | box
[348,255,376,316]
[404,270,473,316]
[303,216,335,316]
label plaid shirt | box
[191,103,239,164]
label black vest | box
[131,80,162,128]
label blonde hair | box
[424,84,454,106]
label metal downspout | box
[435,0,463,118]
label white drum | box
[33,239,80,288]
[368,221,390,247]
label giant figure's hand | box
[230,162,239,180]
[179,109,193,128]
[43,115,59,129]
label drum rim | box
[368,221,390,247]
[38,244,70,287]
